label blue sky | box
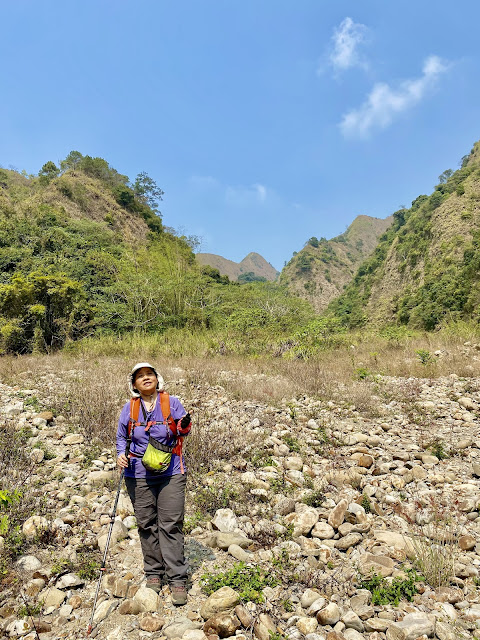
[1,1,479,270]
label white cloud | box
[340,55,451,138]
[225,183,269,206]
[327,17,368,73]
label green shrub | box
[358,569,422,605]
[201,562,279,603]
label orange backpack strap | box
[128,398,141,438]
[160,392,185,473]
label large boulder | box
[200,586,241,619]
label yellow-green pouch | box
[142,436,174,473]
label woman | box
[116,362,192,605]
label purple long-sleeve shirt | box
[116,395,189,478]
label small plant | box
[201,562,279,603]
[269,474,294,495]
[427,438,449,460]
[269,632,285,640]
[51,557,74,576]
[22,396,42,412]
[286,402,297,422]
[326,561,334,570]
[355,367,372,381]
[415,349,435,366]
[251,449,274,468]
[360,494,372,513]
[282,435,300,453]
[194,482,239,515]
[17,600,43,618]
[358,569,422,605]
[184,511,205,534]
[80,444,102,469]
[76,549,101,580]
[281,599,294,612]
[302,489,325,508]
[33,441,56,460]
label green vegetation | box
[0,154,315,355]
[358,569,422,606]
[327,143,480,330]
[201,561,279,603]
[193,482,239,515]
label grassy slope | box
[328,141,480,329]
[280,215,392,312]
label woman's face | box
[134,367,157,395]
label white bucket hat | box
[128,362,165,397]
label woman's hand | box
[117,453,129,468]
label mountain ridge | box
[279,214,392,312]
[196,251,279,282]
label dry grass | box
[0,329,478,440]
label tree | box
[60,150,83,172]
[438,169,453,184]
[38,161,59,184]
[133,172,164,212]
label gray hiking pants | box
[125,473,188,585]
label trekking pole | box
[86,466,125,637]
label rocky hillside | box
[196,252,279,282]
[328,141,480,329]
[280,216,392,313]
[3,354,480,639]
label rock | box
[200,586,241,619]
[307,598,327,615]
[92,598,118,624]
[372,530,414,553]
[43,587,66,608]
[358,554,395,577]
[228,544,250,562]
[358,454,374,468]
[334,533,363,550]
[459,534,476,551]
[312,522,335,540]
[421,454,439,465]
[25,578,45,597]
[22,516,49,539]
[212,509,238,532]
[235,604,254,628]
[435,621,460,640]
[273,496,296,515]
[56,573,84,589]
[16,555,42,571]
[284,456,304,471]
[343,630,364,640]
[87,470,114,484]
[31,448,44,463]
[328,500,348,529]
[117,493,135,518]
[317,603,341,626]
[459,397,476,410]
[5,619,33,636]
[118,599,143,615]
[97,519,128,552]
[163,618,202,639]
[342,611,364,633]
[183,631,209,640]
[204,612,241,637]
[253,613,277,640]
[301,589,323,609]
[139,614,165,632]
[284,508,319,537]
[63,433,85,444]
[386,614,434,640]
[134,585,159,612]
[215,533,252,550]
[38,411,54,422]
[298,617,319,635]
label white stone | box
[212,508,238,532]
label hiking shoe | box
[171,585,187,606]
[146,576,163,593]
